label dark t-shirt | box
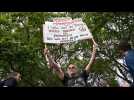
[62,70,89,87]
[3,78,17,87]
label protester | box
[44,38,97,87]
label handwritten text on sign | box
[43,18,93,43]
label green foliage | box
[0,12,134,86]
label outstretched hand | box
[85,37,97,73]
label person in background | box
[118,40,134,86]
[0,72,21,87]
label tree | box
[0,12,134,86]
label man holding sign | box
[43,18,97,87]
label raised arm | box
[85,38,97,73]
[44,48,64,80]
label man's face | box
[67,64,78,77]
[16,73,21,81]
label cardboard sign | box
[43,18,93,44]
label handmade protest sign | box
[43,18,93,44]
